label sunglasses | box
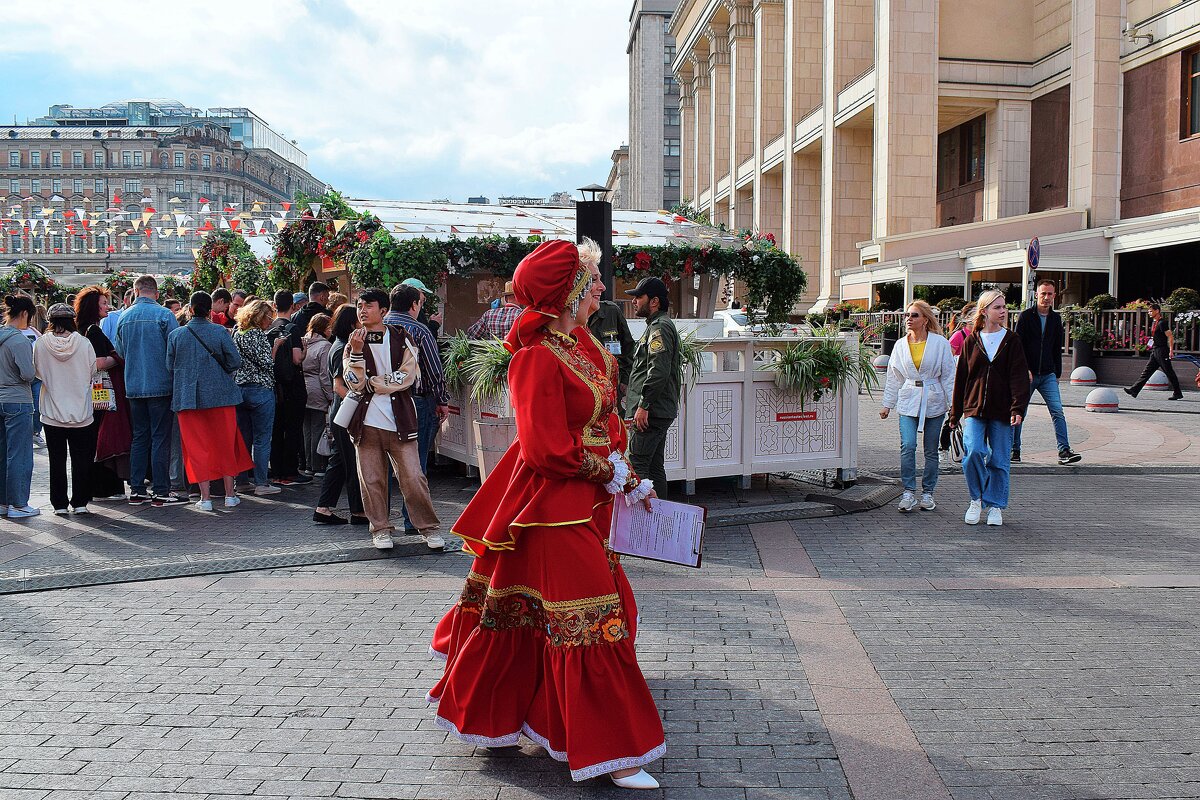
[905,313,922,318]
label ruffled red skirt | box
[429,508,665,781]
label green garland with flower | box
[347,232,445,311]
[103,270,136,299]
[272,189,381,268]
[194,230,261,292]
[0,260,66,304]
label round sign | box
[1027,237,1040,270]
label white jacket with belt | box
[882,333,955,431]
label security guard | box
[587,299,635,411]
[624,277,681,499]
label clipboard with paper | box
[610,497,706,568]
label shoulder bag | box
[188,325,234,375]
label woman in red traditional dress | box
[429,239,664,789]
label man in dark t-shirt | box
[1126,303,1183,399]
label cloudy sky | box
[0,0,630,203]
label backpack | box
[267,319,301,386]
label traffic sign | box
[1027,237,1040,270]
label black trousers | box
[317,422,364,514]
[628,417,673,500]
[1131,347,1182,396]
[45,422,99,510]
[270,382,306,478]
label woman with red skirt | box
[165,291,254,511]
[430,239,664,789]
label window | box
[663,169,680,188]
[174,179,185,194]
[73,179,83,194]
[51,234,63,253]
[664,107,681,127]
[936,115,986,191]
[93,151,104,167]
[30,151,40,167]
[30,179,40,193]
[133,151,143,167]
[73,235,85,252]
[203,180,212,194]
[94,179,105,194]
[8,151,18,167]
[50,151,62,167]
[121,151,131,167]
[9,179,19,194]
[9,234,19,253]
[664,76,678,95]
[664,44,676,64]
[961,116,985,183]
[175,151,185,168]
[202,154,211,168]
[1184,47,1200,138]
[124,179,141,194]
[663,137,680,156]
[51,179,62,194]
[73,151,83,167]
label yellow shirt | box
[910,339,927,371]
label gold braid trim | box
[565,265,591,307]
[453,498,614,554]
[577,450,615,483]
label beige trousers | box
[355,425,441,535]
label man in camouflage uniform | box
[587,299,635,413]
[624,277,681,499]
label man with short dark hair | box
[211,288,233,327]
[1126,302,1184,400]
[624,277,682,499]
[290,281,330,343]
[165,298,182,314]
[229,290,248,323]
[385,283,450,533]
[344,288,442,551]
[115,275,186,506]
[267,290,309,484]
[1014,280,1080,465]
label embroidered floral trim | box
[473,585,630,648]
[577,450,615,484]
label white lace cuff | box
[603,452,629,495]
[624,479,654,506]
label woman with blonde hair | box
[880,300,955,512]
[948,290,1029,526]
[938,301,977,466]
[233,299,282,496]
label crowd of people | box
[0,276,448,550]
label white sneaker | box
[372,533,394,550]
[987,507,1003,526]
[254,484,282,496]
[195,499,213,512]
[71,505,90,514]
[897,491,918,512]
[919,493,936,511]
[31,434,45,448]
[53,508,70,517]
[224,496,241,508]
[8,505,40,518]
[424,533,446,551]
[938,450,951,469]
[611,769,659,790]
[964,500,983,525]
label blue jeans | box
[899,413,943,494]
[401,395,439,529]
[30,379,42,436]
[0,402,35,508]
[170,415,185,491]
[237,385,276,487]
[128,396,172,495]
[962,416,1013,509]
[1013,373,1069,452]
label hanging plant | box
[262,256,303,294]
[230,254,265,297]
[0,260,65,304]
[158,275,192,301]
[765,337,879,407]
[462,339,512,405]
[102,270,136,299]
[194,230,259,291]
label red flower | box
[819,376,831,386]
[356,231,369,243]
[634,251,651,271]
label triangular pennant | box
[308,203,322,216]
[281,202,292,211]
[332,219,348,234]
[141,212,153,225]
[192,249,202,260]
[228,219,241,232]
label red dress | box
[429,327,665,781]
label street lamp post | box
[575,183,613,301]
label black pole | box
[575,200,613,301]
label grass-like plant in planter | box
[462,339,513,406]
[441,333,474,394]
[765,336,879,407]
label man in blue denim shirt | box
[115,275,186,506]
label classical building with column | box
[624,0,683,212]
[672,0,1200,311]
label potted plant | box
[462,339,515,480]
[1085,293,1118,311]
[765,336,879,407]
[879,320,900,356]
[1069,316,1101,369]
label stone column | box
[873,0,938,238]
[693,57,713,215]
[983,100,1032,220]
[1069,0,1123,225]
[679,78,695,204]
[708,28,731,205]
[753,0,785,232]
[729,0,755,221]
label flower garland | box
[0,260,66,304]
[102,270,136,299]
[194,230,260,292]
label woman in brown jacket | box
[948,290,1030,527]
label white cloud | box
[0,0,630,200]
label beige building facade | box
[672,0,1200,311]
[624,0,683,211]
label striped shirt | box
[383,311,448,405]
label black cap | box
[626,277,668,301]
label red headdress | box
[503,239,590,353]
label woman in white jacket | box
[880,300,955,512]
[33,303,98,515]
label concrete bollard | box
[1085,387,1119,412]
[872,354,889,375]
[1070,366,1097,386]
[1145,369,1170,391]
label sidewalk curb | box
[0,480,903,594]
[873,464,1200,476]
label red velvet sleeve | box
[509,346,614,483]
